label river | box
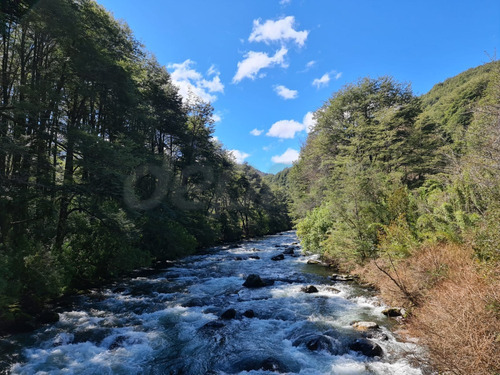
[0,231,429,374]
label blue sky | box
[97,0,499,174]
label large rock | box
[302,285,319,294]
[271,254,285,261]
[282,248,294,255]
[382,307,404,317]
[349,338,383,357]
[220,308,237,320]
[243,274,274,288]
[352,321,379,331]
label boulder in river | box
[249,255,260,260]
[382,307,404,317]
[271,254,285,261]
[349,338,383,357]
[220,308,237,320]
[242,274,274,288]
[282,248,294,255]
[352,321,379,331]
[243,309,255,318]
[330,273,355,282]
[306,259,322,265]
[292,333,341,355]
[302,285,319,294]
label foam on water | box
[2,231,432,374]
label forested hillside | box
[0,0,290,330]
[288,62,500,374]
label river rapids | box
[0,231,430,374]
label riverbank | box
[351,243,500,375]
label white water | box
[1,231,430,374]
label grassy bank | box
[354,243,500,375]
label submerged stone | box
[352,321,379,331]
[292,333,342,355]
[243,309,255,318]
[349,338,383,357]
[261,357,288,372]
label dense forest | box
[0,0,290,330]
[287,62,500,374]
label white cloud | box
[212,113,222,123]
[201,75,224,93]
[266,111,316,138]
[249,16,308,47]
[280,0,291,4]
[271,148,300,164]
[229,149,251,164]
[312,71,342,88]
[233,47,288,83]
[303,111,317,133]
[250,128,264,136]
[306,60,316,69]
[168,59,224,103]
[274,85,298,99]
[267,119,305,139]
[312,73,330,88]
[207,64,218,76]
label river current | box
[1,231,429,374]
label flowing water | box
[0,231,429,374]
